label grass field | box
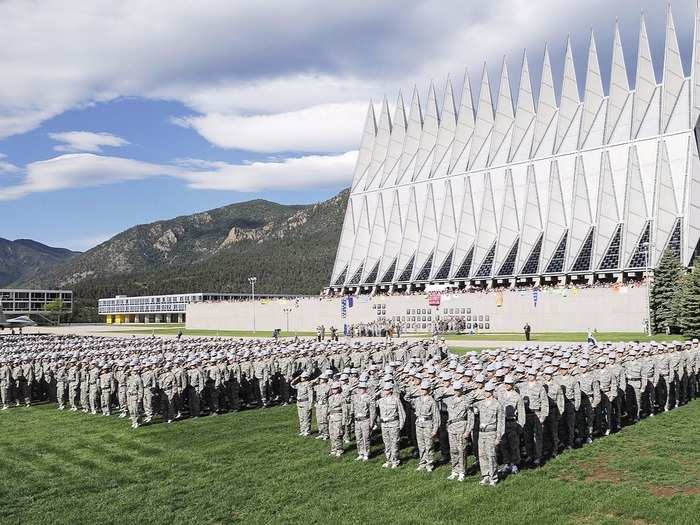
[412,332,688,343]
[106,328,315,338]
[2,401,699,524]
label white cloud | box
[0,151,357,200]
[0,153,20,173]
[0,0,683,143]
[48,131,130,153]
[180,151,357,191]
[174,102,367,153]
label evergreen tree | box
[650,249,684,333]
[681,260,700,339]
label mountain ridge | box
[11,189,349,319]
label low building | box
[98,292,302,324]
[0,289,73,316]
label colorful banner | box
[428,293,441,306]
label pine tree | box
[650,249,684,333]
[681,260,700,339]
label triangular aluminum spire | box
[395,87,423,185]
[555,36,581,153]
[488,59,515,165]
[379,92,407,187]
[412,82,439,182]
[567,156,593,269]
[622,145,649,266]
[395,186,421,279]
[377,190,403,283]
[653,140,680,264]
[685,133,700,265]
[431,179,458,279]
[532,44,557,157]
[694,0,700,124]
[594,151,621,267]
[517,164,544,271]
[330,197,357,285]
[580,30,605,148]
[350,102,377,191]
[431,78,457,178]
[362,192,387,283]
[510,51,536,162]
[494,169,520,271]
[542,160,568,267]
[451,176,477,277]
[345,195,372,284]
[471,173,498,277]
[662,3,686,134]
[413,184,439,279]
[469,64,494,170]
[449,70,475,173]
[605,22,631,144]
[633,14,658,138]
[363,98,392,190]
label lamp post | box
[283,306,292,333]
[248,276,257,335]
[642,242,652,337]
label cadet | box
[88,363,100,414]
[474,382,505,486]
[126,365,144,429]
[497,374,525,473]
[0,360,10,409]
[99,364,114,416]
[142,363,157,422]
[291,371,313,436]
[351,381,375,461]
[314,372,331,440]
[55,360,67,410]
[115,363,128,417]
[159,364,178,423]
[519,368,548,466]
[187,361,203,418]
[444,381,472,481]
[327,381,345,456]
[556,362,581,448]
[377,381,405,468]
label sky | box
[0,0,697,251]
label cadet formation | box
[1,334,699,486]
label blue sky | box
[0,0,695,250]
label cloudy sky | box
[0,0,696,250]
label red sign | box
[428,293,441,306]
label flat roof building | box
[1,289,73,316]
[98,292,304,324]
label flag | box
[347,297,354,308]
[495,291,503,307]
[532,289,539,308]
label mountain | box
[0,238,80,287]
[16,189,349,319]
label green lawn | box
[412,332,688,343]
[2,401,700,524]
[105,327,315,338]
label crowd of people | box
[324,277,651,298]
[346,320,402,338]
[292,338,700,485]
[2,333,698,486]
[0,335,444,429]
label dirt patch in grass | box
[645,483,700,498]
[581,456,626,484]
